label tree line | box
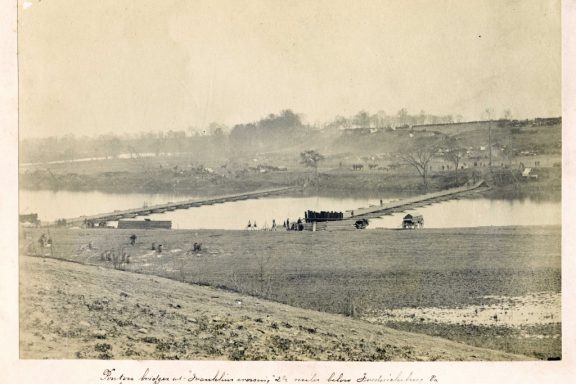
[20,107,526,164]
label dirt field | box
[20,225,561,359]
[20,255,531,361]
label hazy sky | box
[19,0,561,138]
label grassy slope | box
[20,255,530,361]
[21,226,561,359]
[22,227,560,311]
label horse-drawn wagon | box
[402,213,424,229]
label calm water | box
[20,190,561,229]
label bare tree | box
[397,108,409,126]
[397,139,439,189]
[300,150,325,177]
[444,137,467,181]
[353,110,371,128]
[256,254,274,298]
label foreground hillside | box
[21,226,561,359]
[20,256,530,361]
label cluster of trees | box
[325,109,461,130]
[20,130,228,164]
[229,110,309,151]
[20,109,310,163]
[21,134,125,163]
[22,107,532,166]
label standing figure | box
[38,234,47,248]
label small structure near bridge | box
[521,167,539,179]
[402,213,424,229]
[19,213,40,227]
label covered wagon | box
[402,213,424,229]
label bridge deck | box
[343,180,488,220]
[61,186,297,226]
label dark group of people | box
[100,249,130,268]
[246,219,281,231]
[284,218,304,231]
[304,210,343,223]
[246,220,258,229]
[246,218,304,231]
[151,242,164,253]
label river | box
[19,189,561,230]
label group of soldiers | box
[100,249,130,265]
[246,220,259,230]
[246,218,305,231]
[304,210,344,222]
[150,240,202,254]
[284,218,305,231]
[245,219,280,230]
[98,234,137,268]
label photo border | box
[2,1,575,382]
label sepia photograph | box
[6,0,573,375]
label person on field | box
[38,234,47,248]
[129,234,137,246]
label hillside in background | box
[19,115,561,197]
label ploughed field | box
[21,225,561,359]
